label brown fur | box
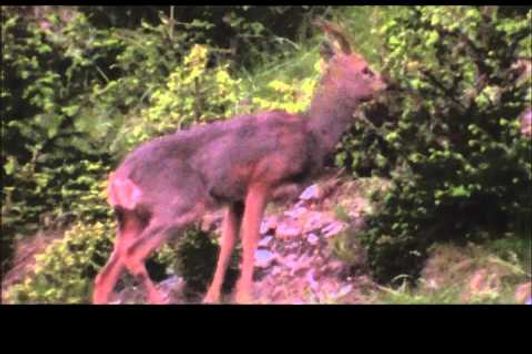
[93,21,387,304]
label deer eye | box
[362,67,374,77]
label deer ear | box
[314,19,352,55]
[320,41,335,61]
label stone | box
[156,276,185,303]
[271,266,282,276]
[260,217,278,235]
[322,221,346,238]
[306,269,320,291]
[303,212,329,233]
[280,254,298,269]
[289,255,313,277]
[276,222,302,238]
[299,184,321,201]
[271,287,284,301]
[284,206,308,219]
[258,235,274,248]
[307,233,319,246]
[284,242,299,251]
[294,200,306,209]
[158,276,185,293]
[255,249,276,268]
[335,284,353,298]
[325,260,345,274]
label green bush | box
[1,8,218,273]
[347,6,531,284]
[1,7,310,300]
[79,6,329,69]
[248,55,321,113]
[113,43,244,153]
[5,221,114,304]
[1,9,119,273]
[3,218,186,304]
[175,227,240,300]
[376,242,529,304]
[7,6,529,302]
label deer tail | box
[107,172,142,210]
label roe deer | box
[93,20,387,304]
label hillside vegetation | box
[1,6,530,304]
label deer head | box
[315,19,387,103]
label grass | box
[373,240,531,304]
[235,6,399,110]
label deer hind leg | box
[93,250,123,304]
[235,185,269,304]
[117,222,172,304]
[204,202,244,304]
[93,209,144,304]
[124,254,166,304]
[124,205,205,304]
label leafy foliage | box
[3,6,530,302]
[250,58,321,113]
[175,227,240,299]
[1,10,118,272]
[115,44,244,152]
[376,242,529,304]
[345,6,532,283]
[4,221,114,304]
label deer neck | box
[306,80,361,155]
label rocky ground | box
[114,173,383,304]
[251,180,374,304]
[4,172,529,304]
[113,172,531,305]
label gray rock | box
[284,242,299,253]
[156,276,185,304]
[258,235,274,248]
[294,200,307,208]
[271,266,282,276]
[322,221,346,238]
[335,284,353,298]
[284,206,308,219]
[115,285,144,304]
[280,254,298,269]
[303,212,329,233]
[289,255,313,276]
[325,260,345,274]
[299,184,321,201]
[306,269,320,291]
[276,222,302,238]
[307,233,319,246]
[260,217,278,235]
[255,249,276,268]
[158,275,185,293]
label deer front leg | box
[235,185,268,304]
[93,250,124,304]
[204,202,244,304]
